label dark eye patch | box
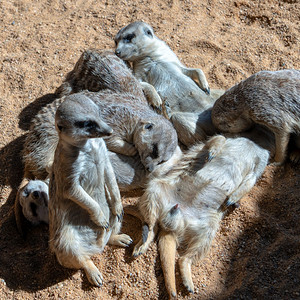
[75,120,96,129]
[124,33,135,43]
[146,29,153,37]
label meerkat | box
[55,49,163,112]
[49,94,132,287]
[211,69,300,164]
[16,49,178,233]
[114,21,224,145]
[132,129,272,297]
[14,179,49,236]
[170,109,218,147]
[16,92,176,231]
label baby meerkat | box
[55,49,163,111]
[133,131,271,297]
[49,94,132,287]
[212,69,300,164]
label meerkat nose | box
[115,49,121,56]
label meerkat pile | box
[14,20,299,297]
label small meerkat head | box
[18,180,49,225]
[114,21,155,61]
[55,94,113,145]
[134,118,178,172]
[160,204,185,233]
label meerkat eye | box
[57,125,63,131]
[144,123,153,130]
[75,120,95,129]
[146,29,153,37]
[124,33,135,43]
[32,191,40,199]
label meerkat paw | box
[111,203,124,222]
[132,239,148,257]
[183,279,194,294]
[91,213,109,229]
[85,266,104,287]
[109,233,133,247]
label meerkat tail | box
[158,230,177,299]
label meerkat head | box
[160,204,185,233]
[18,180,49,225]
[55,94,113,145]
[115,21,156,61]
[133,118,178,172]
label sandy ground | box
[0,0,299,299]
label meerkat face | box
[19,180,49,225]
[55,94,113,145]
[160,204,184,233]
[134,120,178,172]
[115,21,155,61]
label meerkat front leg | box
[181,67,210,95]
[105,136,137,156]
[274,130,290,164]
[104,161,123,220]
[179,256,194,293]
[204,135,226,161]
[140,82,163,109]
[66,185,109,228]
[158,230,177,299]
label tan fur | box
[55,48,163,110]
[133,129,273,297]
[212,69,300,164]
[115,21,225,146]
[49,94,132,287]
[16,50,178,234]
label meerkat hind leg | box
[132,223,158,257]
[158,231,177,298]
[179,256,194,293]
[181,67,210,95]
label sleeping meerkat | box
[212,69,300,164]
[55,49,163,112]
[114,21,224,145]
[49,94,132,287]
[132,129,272,297]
